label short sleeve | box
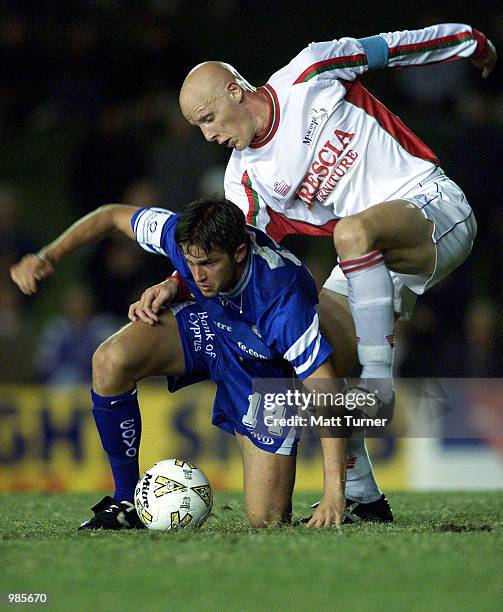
[259,285,333,380]
[131,207,178,258]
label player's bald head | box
[180,61,264,151]
[179,61,254,121]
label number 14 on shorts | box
[242,392,286,435]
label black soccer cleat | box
[341,494,393,524]
[296,494,393,526]
[78,495,146,531]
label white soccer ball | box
[134,459,213,530]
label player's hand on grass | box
[10,253,55,295]
[306,489,345,529]
[128,279,179,325]
[472,38,497,79]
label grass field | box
[1,491,502,611]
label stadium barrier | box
[0,382,406,492]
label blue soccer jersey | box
[167,301,302,455]
[131,207,332,380]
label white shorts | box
[323,174,477,320]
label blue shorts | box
[168,302,301,455]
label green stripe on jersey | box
[390,33,473,58]
[246,176,260,225]
[302,58,367,82]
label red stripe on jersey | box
[388,31,473,58]
[241,171,260,225]
[250,84,280,149]
[293,54,367,84]
[265,206,338,242]
[343,80,439,166]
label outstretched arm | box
[290,24,496,84]
[380,24,496,77]
[10,205,138,295]
[256,282,346,525]
[302,359,347,528]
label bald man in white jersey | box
[178,22,496,514]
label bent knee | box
[92,336,136,392]
[333,215,374,256]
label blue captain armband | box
[358,35,389,70]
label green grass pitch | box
[1,491,502,611]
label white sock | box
[340,250,395,400]
[345,431,382,503]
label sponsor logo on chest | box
[237,341,268,360]
[303,107,328,147]
[296,129,359,207]
[215,320,232,332]
[188,311,216,359]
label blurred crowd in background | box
[1,0,502,385]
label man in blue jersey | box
[11,198,348,529]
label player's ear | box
[234,243,247,263]
[227,82,243,103]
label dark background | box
[1,0,502,383]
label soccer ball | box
[134,459,213,530]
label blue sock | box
[91,388,142,503]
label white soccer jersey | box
[224,23,487,241]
